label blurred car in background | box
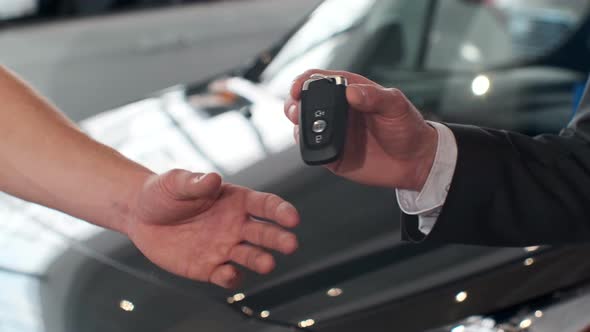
[38,0,221,16]
[2,0,590,331]
[483,0,588,57]
[0,0,218,21]
[0,0,37,20]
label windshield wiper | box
[259,24,360,79]
[242,49,277,82]
[0,265,45,280]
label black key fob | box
[299,75,348,165]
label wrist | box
[112,168,154,236]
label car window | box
[356,0,590,75]
[260,0,429,97]
[259,0,377,96]
[425,0,590,71]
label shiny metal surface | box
[312,119,327,133]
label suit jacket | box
[402,79,590,246]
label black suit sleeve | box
[401,98,590,246]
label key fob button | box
[314,110,327,118]
[312,119,327,133]
[306,124,331,147]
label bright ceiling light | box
[232,293,245,302]
[455,291,468,303]
[119,300,135,312]
[241,306,253,316]
[451,325,465,332]
[327,288,343,297]
[461,44,481,62]
[524,258,535,266]
[471,75,490,96]
[298,319,316,328]
[260,310,270,318]
[519,318,532,329]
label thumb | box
[346,84,409,118]
[158,169,222,201]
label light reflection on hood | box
[82,78,293,175]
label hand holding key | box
[284,69,438,191]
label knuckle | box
[377,87,409,115]
[158,168,185,198]
[263,193,280,212]
[300,69,323,81]
[259,254,275,274]
[241,222,255,241]
[185,261,206,281]
[266,227,280,247]
[209,267,227,286]
[302,69,317,77]
[231,245,246,262]
[166,168,185,178]
[284,232,297,244]
[258,224,269,245]
[364,87,379,109]
[275,230,290,250]
[385,88,407,107]
[218,244,232,260]
[386,87,402,97]
[248,250,259,269]
[229,246,239,261]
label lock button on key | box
[312,119,327,133]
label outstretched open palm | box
[125,170,299,288]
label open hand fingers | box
[209,264,242,289]
[242,219,298,254]
[229,244,276,275]
[245,191,300,228]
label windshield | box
[425,0,590,71]
[260,0,590,98]
[260,0,376,96]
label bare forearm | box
[0,66,153,233]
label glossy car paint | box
[2,1,590,331]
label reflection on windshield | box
[426,0,590,71]
[260,0,375,96]
[262,0,374,79]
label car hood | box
[80,76,294,176]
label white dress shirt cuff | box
[395,121,458,235]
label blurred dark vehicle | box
[0,0,220,21]
[39,0,221,16]
[2,0,590,332]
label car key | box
[299,74,348,165]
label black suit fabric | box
[402,79,590,246]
